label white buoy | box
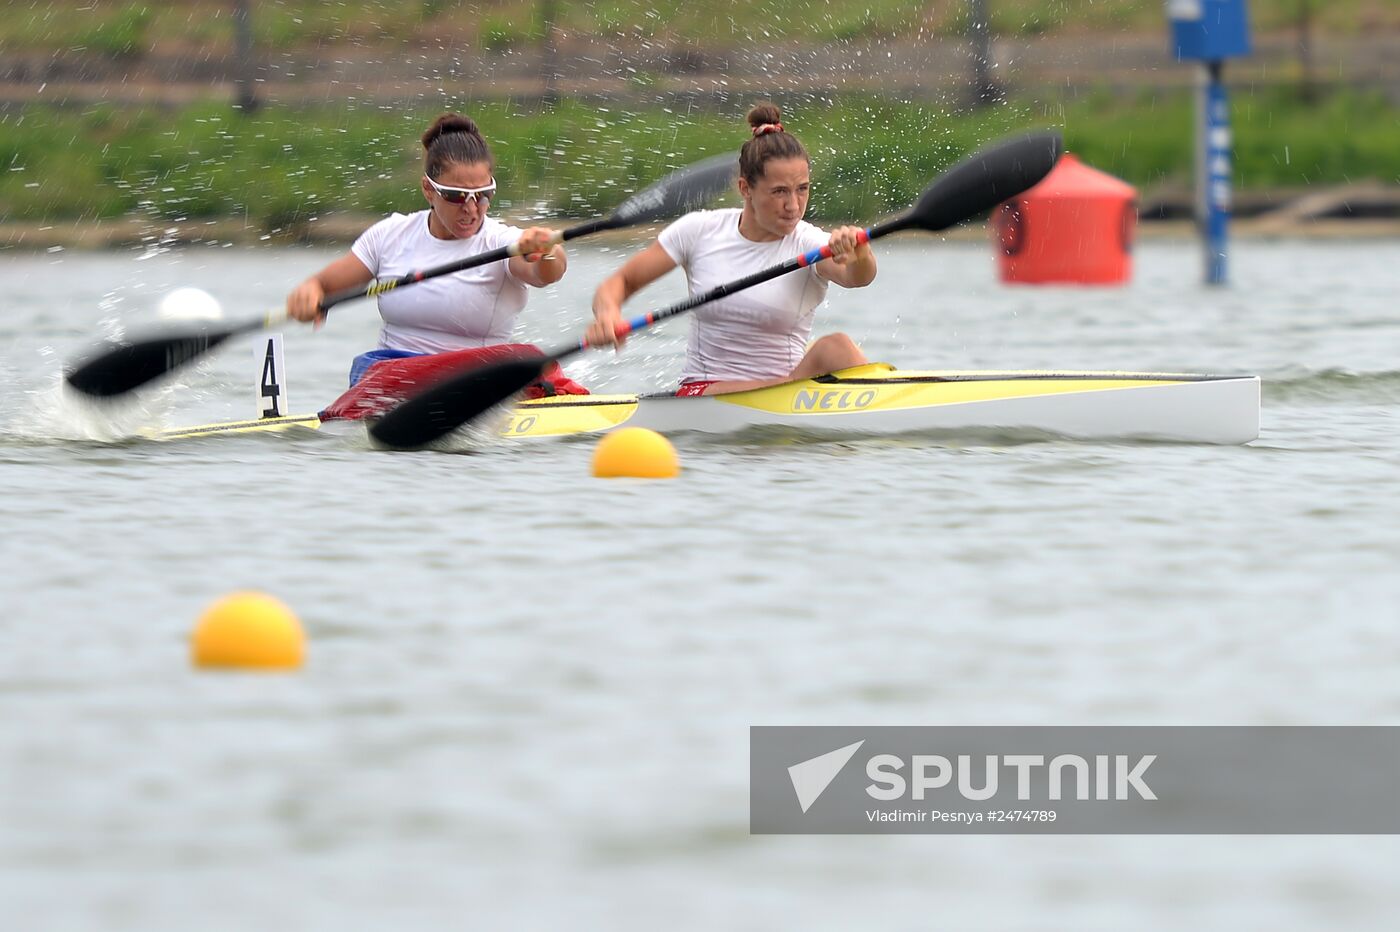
[158,287,224,322]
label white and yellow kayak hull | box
[502,364,1260,444]
[159,364,1261,445]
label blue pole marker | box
[1202,63,1232,284]
[1169,0,1251,286]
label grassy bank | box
[2,89,1397,232]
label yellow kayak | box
[158,363,1260,445]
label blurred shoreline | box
[4,203,1398,252]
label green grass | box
[2,89,1397,231]
[1054,86,1400,188]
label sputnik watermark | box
[865,753,1156,801]
[751,726,1400,834]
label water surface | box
[3,238,1399,929]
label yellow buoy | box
[591,427,680,479]
[191,591,305,671]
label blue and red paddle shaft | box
[579,228,873,350]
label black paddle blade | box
[367,357,547,449]
[65,329,237,397]
[907,130,1063,232]
[609,152,738,226]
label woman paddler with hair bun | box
[586,102,876,395]
[287,113,587,419]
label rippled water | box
[3,238,1399,929]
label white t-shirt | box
[351,210,527,354]
[658,208,831,382]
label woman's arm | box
[585,240,679,348]
[285,252,375,322]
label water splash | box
[6,370,181,444]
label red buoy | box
[993,153,1137,285]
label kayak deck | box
[158,413,324,441]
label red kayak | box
[320,344,590,421]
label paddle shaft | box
[553,221,906,366]
[204,214,630,330]
[318,216,614,314]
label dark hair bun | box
[746,102,782,131]
[422,113,481,150]
[421,112,494,176]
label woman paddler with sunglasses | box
[287,113,588,420]
[585,102,876,396]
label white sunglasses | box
[425,175,497,205]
